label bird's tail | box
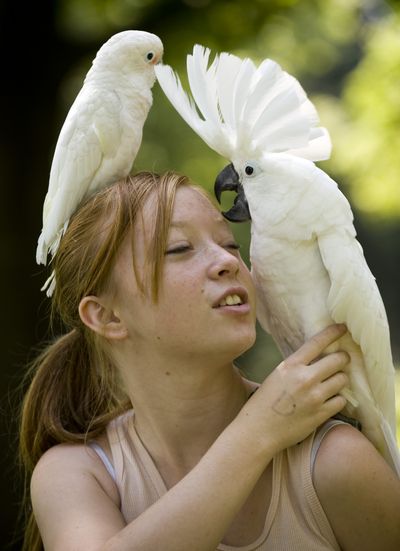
[36,231,48,265]
[41,271,56,297]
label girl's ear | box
[79,296,128,340]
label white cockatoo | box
[155,46,400,475]
[37,30,163,295]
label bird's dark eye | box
[147,52,154,61]
[245,165,254,176]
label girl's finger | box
[319,370,349,402]
[322,393,348,418]
[290,324,347,365]
[315,351,350,382]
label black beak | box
[214,163,251,223]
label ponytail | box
[20,329,127,469]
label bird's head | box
[92,30,163,79]
[214,159,263,223]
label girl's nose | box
[207,246,240,279]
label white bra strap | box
[89,442,117,483]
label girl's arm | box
[31,324,350,551]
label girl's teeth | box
[221,294,242,306]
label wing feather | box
[37,88,121,264]
[317,229,396,430]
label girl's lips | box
[215,302,251,314]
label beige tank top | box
[101,410,342,550]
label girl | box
[20,171,400,550]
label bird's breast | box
[251,236,334,346]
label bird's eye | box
[146,51,155,61]
[244,162,258,177]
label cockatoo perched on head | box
[37,30,163,295]
[155,46,400,475]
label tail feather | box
[36,232,48,265]
[41,270,56,297]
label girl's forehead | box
[171,186,226,224]
[137,185,228,238]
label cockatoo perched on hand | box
[37,30,163,295]
[155,46,400,475]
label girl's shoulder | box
[30,436,126,548]
[32,436,120,509]
[313,422,400,550]
[32,408,133,496]
[313,421,392,485]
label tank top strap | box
[310,418,348,475]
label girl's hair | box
[19,171,194,551]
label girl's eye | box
[165,245,192,255]
[226,242,241,251]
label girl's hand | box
[240,324,350,454]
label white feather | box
[155,62,231,158]
[37,30,163,294]
[187,46,221,127]
[156,45,330,162]
[244,155,399,475]
[216,52,245,130]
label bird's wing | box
[37,87,122,263]
[318,229,396,426]
[312,170,396,431]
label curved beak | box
[214,163,251,223]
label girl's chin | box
[217,331,257,360]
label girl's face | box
[111,186,257,363]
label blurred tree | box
[321,14,400,217]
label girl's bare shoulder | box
[31,436,119,506]
[30,438,124,550]
[313,423,400,551]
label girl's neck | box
[120,357,257,481]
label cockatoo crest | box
[155,45,331,163]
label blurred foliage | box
[320,14,400,217]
